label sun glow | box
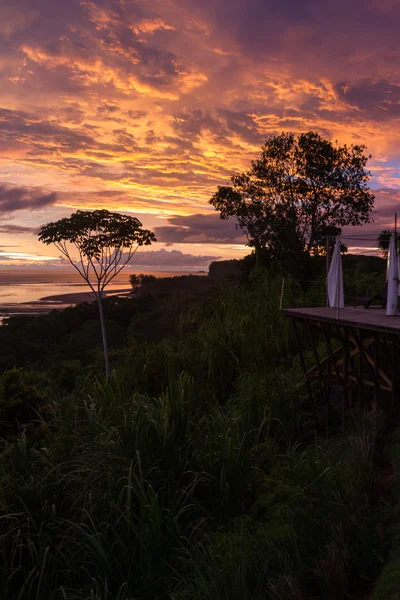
[0,252,58,262]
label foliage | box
[0,261,395,598]
[373,426,400,599]
[129,272,157,290]
[0,375,386,600]
[0,264,388,394]
[0,301,130,381]
[38,209,156,279]
[315,226,348,256]
[373,561,400,600]
[210,131,374,271]
[377,229,399,258]
[378,229,392,258]
[0,368,47,436]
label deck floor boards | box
[282,306,400,334]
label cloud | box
[1,0,400,263]
[127,248,220,267]
[155,213,246,244]
[0,5,38,38]
[0,183,57,214]
[0,250,57,262]
[0,246,219,268]
[0,107,130,160]
[334,79,400,119]
[0,223,34,234]
[341,188,400,250]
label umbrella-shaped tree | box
[39,209,156,381]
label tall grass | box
[115,270,299,402]
[0,270,390,598]
[0,372,386,599]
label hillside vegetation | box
[0,261,397,599]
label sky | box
[1,0,400,268]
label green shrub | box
[373,560,400,600]
[0,367,46,427]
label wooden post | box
[392,334,397,412]
[373,335,379,411]
[336,324,362,388]
[357,337,362,411]
[321,322,345,429]
[293,320,313,402]
[336,273,340,320]
[350,327,380,397]
[280,278,285,310]
[321,322,342,385]
[342,326,346,431]
[306,321,325,381]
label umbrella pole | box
[396,215,398,315]
[336,273,340,320]
[326,235,330,307]
[386,230,398,315]
[279,278,285,310]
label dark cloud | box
[155,213,246,244]
[335,79,400,118]
[60,105,86,124]
[0,108,106,156]
[216,109,264,145]
[127,248,220,267]
[0,223,34,234]
[183,0,400,78]
[126,110,148,120]
[0,183,57,214]
[113,128,138,149]
[97,104,120,114]
[342,188,400,250]
[170,108,263,148]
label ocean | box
[0,268,199,318]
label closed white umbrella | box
[327,237,344,309]
[387,233,398,315]
[397,256,400,296]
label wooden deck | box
[282,306,400,335]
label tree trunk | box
[97,293,109,382]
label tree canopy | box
[39,209,156,381]
[39,210,155,290]
[210,132,374,268]
[377,229,398,257]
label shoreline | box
[38,287,133,304]
[0,287,133,316]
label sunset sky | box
[1,0,400,268]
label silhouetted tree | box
[377,229,396,257]
[129,273,157,291]
[313,225,348,256]
[210,132,374,271]
[39,210,155,381]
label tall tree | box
[210,132,374,269]
[39,209,155,381]
[313,225,348,256]
[377,229,395,257]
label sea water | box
[0,268,198,318]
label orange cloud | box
[131,18,176,35]
[2,0,400,264]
